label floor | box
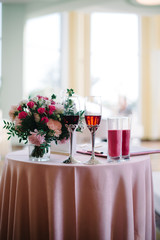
[0,141,160,239]
[140,141,160,172]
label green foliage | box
[67,89,74,97]
[64,99,75,115]
[3,120,28,143]
[30,144,50,158]
[3,88,84,159]
[76,110,85,132]
[51,94,56,100]
[64,89,85,132]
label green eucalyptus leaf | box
[51,94,56,99]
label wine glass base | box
[63,156,80,164]
[107,157,121,163]
[122,155,130,160]
[85,157,102,165]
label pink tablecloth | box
[0,151,156,240]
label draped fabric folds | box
[0,151,156,240]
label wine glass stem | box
[91,130,95,159]
[69,130,74,159]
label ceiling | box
[1,0,160,15]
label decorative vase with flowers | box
[3,90,75,161]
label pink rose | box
[48,110,53,115]
[49,105,56,112]
[37,95,43,100]
[54,129,62,137]
[28,129,46,146]
[41,116,49,123]
[47,119,62,137]
[18,111,28,119]
[27,101,35,108]
[60,137,69,144]
[47,119,62,130]
[48,105,56,115]
[9,105,18,121]
[17,105,22,111]
[51,100,55,105]
[14,116,22,131]
[43,97,49,100]
[15,116,22,126]
[38,108,45,114]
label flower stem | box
[31,146,44,158]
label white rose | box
[46,100,50,106]
[38,99,44,105]
[32,97,38,103]
[19,100,28,105]
[55,103,64,113]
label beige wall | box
[0,4,26,119]
[141,16,160,139]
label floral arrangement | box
[3,91,72,159]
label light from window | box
[91,13,139,116]
[24,13,61,97]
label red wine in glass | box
[85,96,102,165]
[63,115,79,125]
[63,95,80,164]
[85,115,101,131]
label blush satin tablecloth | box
[0,150,156,240]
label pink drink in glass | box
[108,130,122,158]
[122,129,131,158]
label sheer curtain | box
[141,16,160,139]
[67,12,90,97]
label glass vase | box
[29,144,50,162]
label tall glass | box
[122,116,132,160]
[107,117,122,162]
[63,95,80,164]
[85,96,102,165]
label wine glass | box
[63,95,80,164]
[85,96,102,164]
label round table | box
[0,150,156,240]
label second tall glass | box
[107,117,122,162]
[85,96,102,165]
[122,116,132,159]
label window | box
[91,13,139,116]
[24,13,61,97]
